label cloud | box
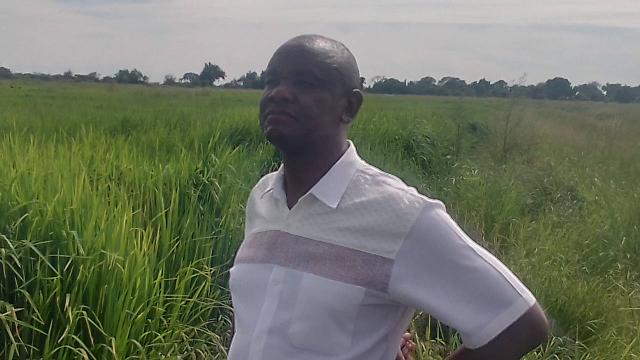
[53,0,160,4]
[1,0,638,85]
[44,0,640,29]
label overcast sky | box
[1,0,639,85]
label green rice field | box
[0,81,638,359]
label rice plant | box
[0,81,638,359]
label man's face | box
[259,45,347,151]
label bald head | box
[259,34,364,153]
[270,34,362,92]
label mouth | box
[263,109,297,125]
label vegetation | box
[0,62,226,88]
[110,69,149,85]
[367,76,640,103]
[177,63,227,87]
[221,71,265,90]
[3,64,640,103]
[0,81,638,359]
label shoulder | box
[245,170,280,210]
[348,161,445,212]
[314,161,445,257]
[250,171,279,196]
[244,170,281,232]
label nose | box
[267,82,294,103]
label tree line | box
[2,64,640,104]
[366,76,640,103]
[0,63,228,87]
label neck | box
[281,136,348,208]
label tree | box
[368,76,385,87]
[574,82,604,101]
[490,80,509,97]
[180,72,200,85]
[369,77,408,94]
[115,70,128,83]
[115,69,148,84]
[438,77,468,96]
[530,83,546,99]
[221,79,241,88]
[634,86,640,103]
[73,72,100,82]
[0,67,12,78]
[236,70,264,89]
[510,85,534,98]
[544,77,575,100]
[63,70,74,79]
[407,76,437,95]
[470,78,492,97]
[603,83,637,103]
[199,62,226,86]
[163,74,177,86]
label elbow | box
[529,303,551,348]
[465,302,552,359]
[513,302,551,356]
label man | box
[228,34,549,360]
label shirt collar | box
[260,140,361,209]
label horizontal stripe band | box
[236,230,393,292]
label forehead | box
[265,45,341,80]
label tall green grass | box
[0,81,638,359]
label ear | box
[344,89,363,120]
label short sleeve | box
[388,202,537,349]
[244,186,257,236]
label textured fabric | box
[228,140,537,359]
[388,205,536,348]
[236,230,394,292]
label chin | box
[265,130,306,153]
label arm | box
[388,203,550,360]
[446,303,549,360]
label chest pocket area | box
[288,273,366,355]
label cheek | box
[304,96,343,123]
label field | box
[0,81,638,359]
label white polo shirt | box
[228,140,536,360]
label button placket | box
[248,267,286,359]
